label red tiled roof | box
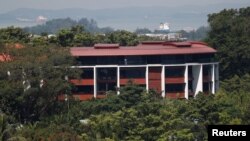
[0,43,24,62]
[0,54,11,62]
[70,41,216,57]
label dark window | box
[97,57,121,65]
[188,81,193,91]
[76,57,97,65]
[120,67,146,78]
[97,68,117,94]
[124,56,146,65]
[162,55,185,64]
[97,82,117,91]
[165,84,185,92]
[147,55,161,64]
[81,68,93,78]
[203,82,212,92]
[186,54,214,63]
[203,65,211,76]
[75,54,215,66]
[72,86,93,94]
[165,66,185,77]
[97,68,117,81]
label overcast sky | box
[0,0,249,13]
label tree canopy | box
[206,7,250,79]
[0,45,79,122]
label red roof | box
[0,54,11,62]
[70,41,216,57]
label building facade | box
[68,41,219,100]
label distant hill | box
[0,3,247,30]
[23,18,114,34]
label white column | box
[161,66,165,97]
[94,67,97,98]
[211,64,215,94]
[184,65,188,99]
[192,65,203,96]
[215,64,219,92]
[146,66,149,92]
[117,66,120,95]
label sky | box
[0,0,249,13]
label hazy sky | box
[0,0,249,13]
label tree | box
[73,33,95,46]
[106,30,139,46]
[57,29,74,47]
[0,26,29,43]
[57,25,96,47]
[0,45,79,122]
[206,7,250,79]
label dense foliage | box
[206,7,250,79]
[0,44,80,122]
[1,79,249,141]
[0,27,30,44]
[179,26,210,41]
[56,26,139,47]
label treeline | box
[179,26,210,41]
[0,26,139,47]
[23,18,114,34]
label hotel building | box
[68,41,219,100]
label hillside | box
[23,18,113,34]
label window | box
[165,66,185,77]
[124,56,146,65]
[72,86,93,94]
[81,68,93,78]
[162,55,184,64]
[165,84,185,92]
[120,67,146,78]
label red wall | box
[165,77,184,84]
[70,79,94,85]
[148,67,162,93]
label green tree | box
[106,30,139,46]
[57,29,74,47]
[73,33,95,46]
[0,46,79,122]
[206,7,250,79]
[0,26,29,43]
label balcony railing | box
[120,78,146,85]
[70,79,94,86]
[97,79,116,83]
[165,77,185,84]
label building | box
[68,41,219,100]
